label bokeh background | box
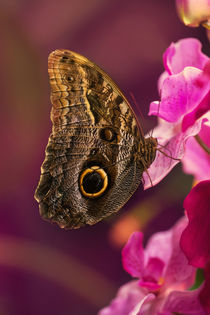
[0,1,209,314]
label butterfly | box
[34,50,157,229]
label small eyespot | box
[66,75,74,82]
[100,128,116,142]
[90,148,98,156]
[79,166,108,199]
[61,56,68,62]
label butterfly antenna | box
[150,99,162,138]
[129,91,145,138]
[157,144,181,161]
[157,149,181,161]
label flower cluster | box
[99,180,210,314]
[99,218,205,315]
[143,38,210,189]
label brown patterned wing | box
[34,50,149,229]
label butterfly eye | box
[79,166,108,199]
[100,128,116,142]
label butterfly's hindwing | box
[34,50,157,229]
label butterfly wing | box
[34,50,145,229]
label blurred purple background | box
[0,1,209,314]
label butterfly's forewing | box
[34,50,153,229]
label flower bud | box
[176,0,210,28]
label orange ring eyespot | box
[79,166,108,199]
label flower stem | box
[194,135,210,155]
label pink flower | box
[143,38,210,188]
[180,180,210,314]
[99,218,205,315]
[176,0,210,28]
[180,180,210,267]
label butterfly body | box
[34,50,157,229]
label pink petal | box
[145,229,172,270]
[139,257,165,291]
[163,38,209,75]
[182,120,210,181]
[164,217,195,287]
[180,180,210,268]
[122,232,145,278]
[182,60,210,131]
[182,90,210,131]
[158,71,169,92]
[138,280,162,292]
[162,286,205,315]
[130,293,156,315]
[149,67,209,123]
[143,118,202,189]
[98,281,147,315]
[199,262,210,314]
